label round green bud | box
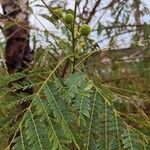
[66,9,74,15]
[53,8,63,19]
[64,13,74,24]
[80,24,92,36]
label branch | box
[86,0,102,24]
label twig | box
[86,0,102,24]
[72,0,78,73]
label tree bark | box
[1,0,33,73]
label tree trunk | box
[1,0,33,73]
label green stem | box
[72,0,78,73]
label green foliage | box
[97,22,103,35]
[0,72,149,149]
[0,0,150,149]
